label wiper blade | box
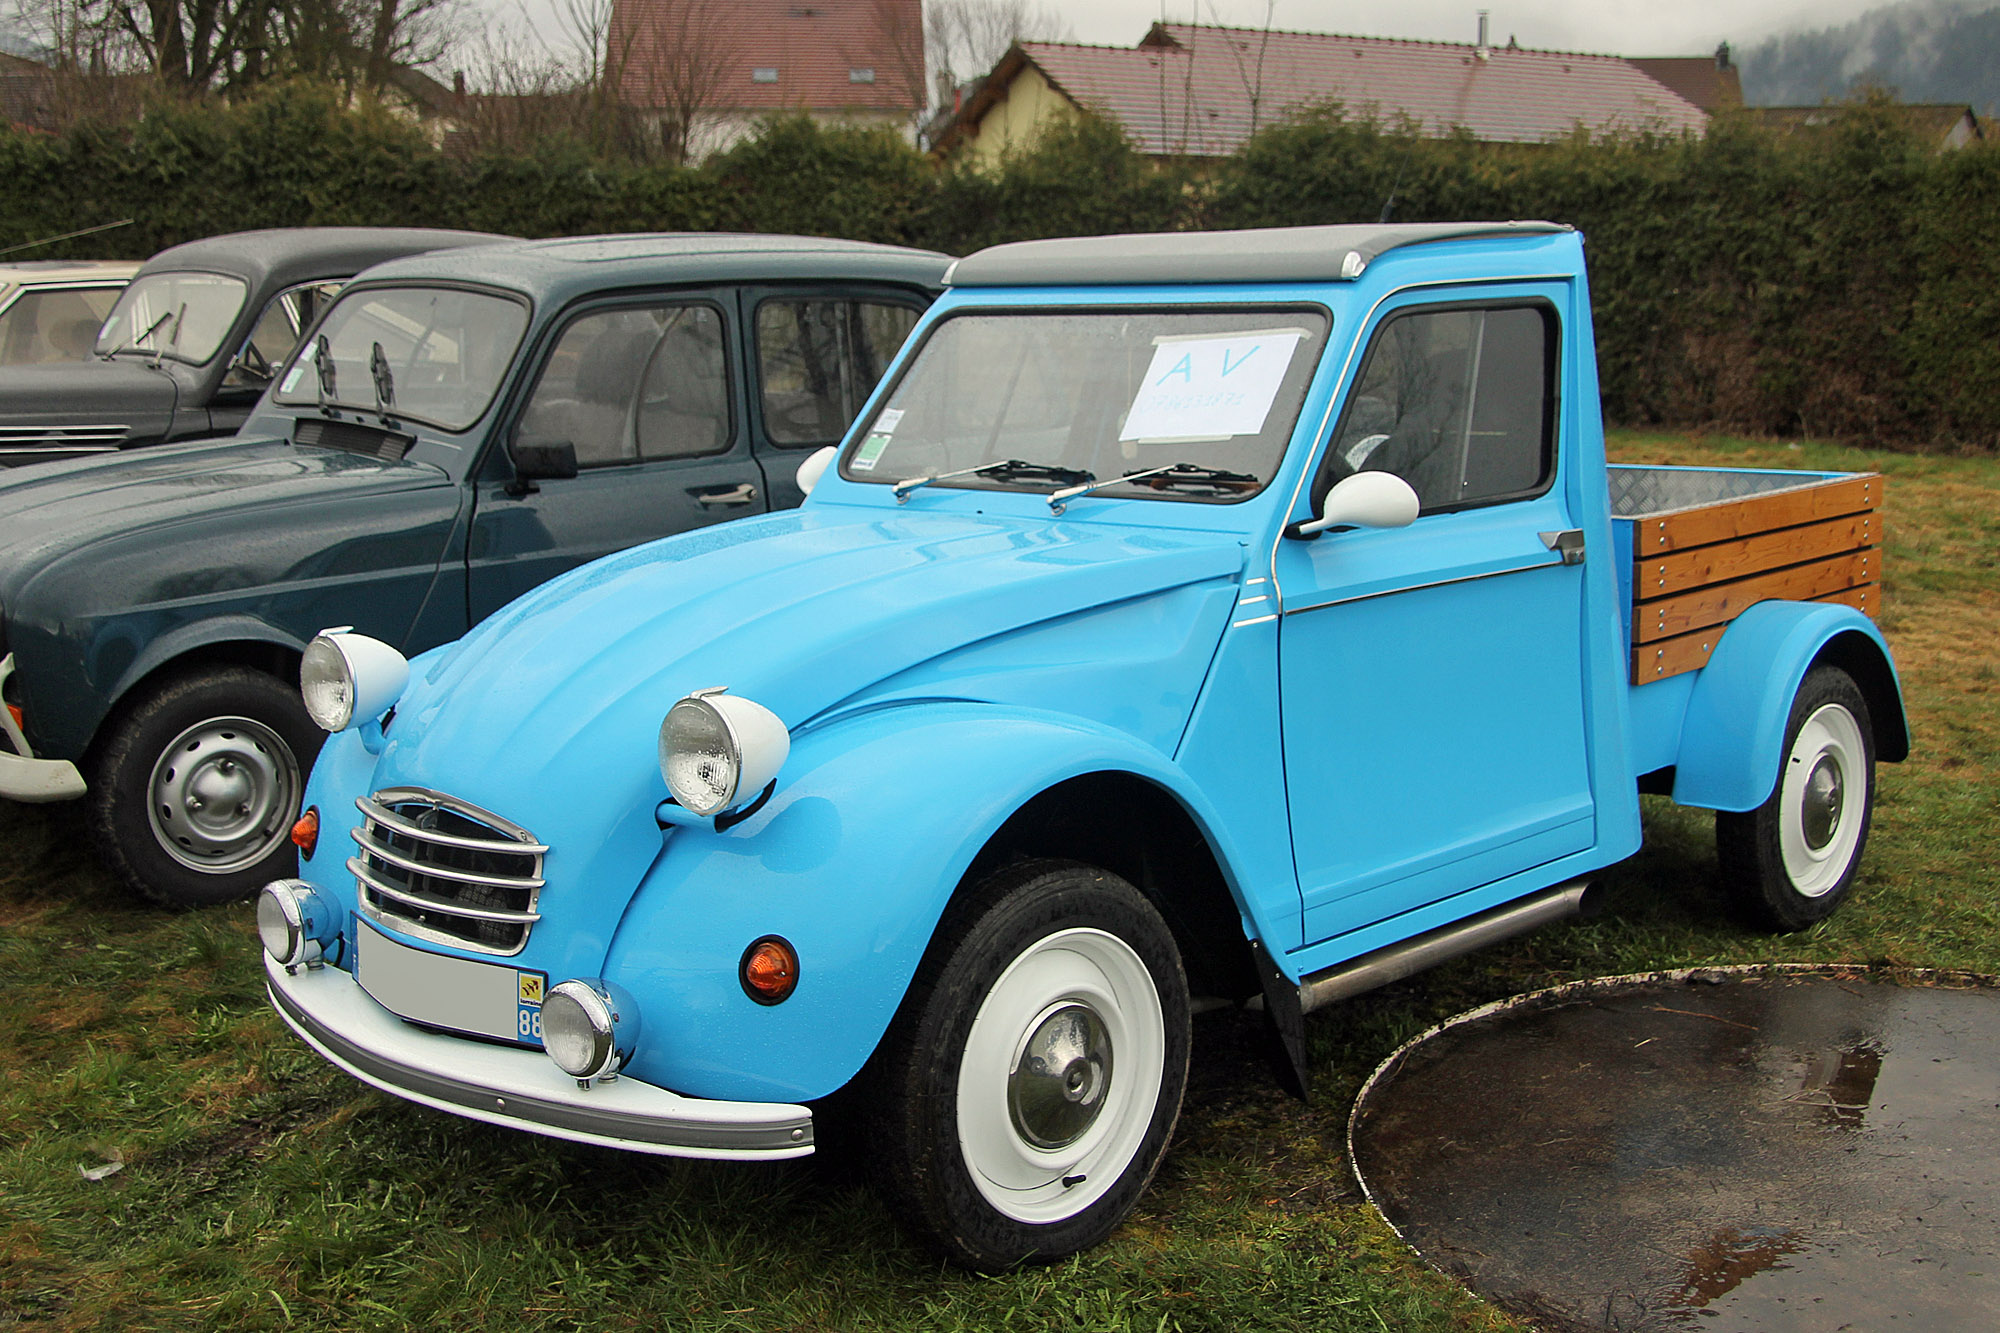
[101,310,172,360]
[893,458,1093,502]
[1049,461,1261,512]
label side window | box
[0,287,122,364]
[755,298,920,446]
[1323,304,1555,514]
[227,281,343,386]
[517,303,729,468]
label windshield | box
[841,308,1328,502]
[94,272,248,364]
[273,285,529,431]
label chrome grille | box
[350,787,547,956]
[0,423,129,453]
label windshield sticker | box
[851,407,903,471]
[280,365,306,394]
[1120,328,1310,443]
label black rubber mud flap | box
[1251,939,1310,1100]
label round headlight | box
[257,879,338,971]
[658,690,790,817]
[301,629,409,732]
[542,979,640,1083]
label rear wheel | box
[88,667,321,908]
[1716,666,1874,932]
[869,861,1190,1271]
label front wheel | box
[869,861,1190,1271]
[1716,665,1875,932]
[88,667,322,908]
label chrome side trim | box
[1281,557,1562,616]
[267,959,814,1159]
[0,424,128,451]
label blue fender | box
[1672,601,1908,812]
[602,701,1242,1105]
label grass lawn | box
[2,431,1993,1331]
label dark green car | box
[0,233,948,906]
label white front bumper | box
[0,654,86,803]
[266,955,814,1160]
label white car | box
[0,261,140,365]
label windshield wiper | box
[313,334,337,410]
[101,310,172,361]
[1049,462,1261,513]
[892,458,1093,502]
[369,341,396,414]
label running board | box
[1297,879,1600,1016]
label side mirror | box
[1293,471,1420,538]
[506,440,579,497]
[796,445,837,496]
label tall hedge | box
[4,82,1995,451]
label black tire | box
[867,860,1190,1271]
[1716,665,1875,932]
[87,667,322,908]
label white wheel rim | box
[1778,702,1867,898]
[956,927,1166,1224]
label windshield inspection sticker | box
[1121,328,1309,442]
[280,365,306,394]
[851,407,904,471]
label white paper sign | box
[1120,329,1309,442]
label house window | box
[849,67,875,83]
[752,67,778,83]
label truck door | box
[1275,291,1596,946]
[466,291,767,623]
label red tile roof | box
[612,0,924,114]
[1629,55,1743,112]
[954,23,1711,157]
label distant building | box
[932,20,1713,166]
[1629,44,1744,113]
[609,0,925,162]
[1750,102,1983,151]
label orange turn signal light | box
[290,807,320,858]
[6,702,22,732]
[740,935,800,1005]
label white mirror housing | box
[1295,471,1421,537]
[796,445,837,496]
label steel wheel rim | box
[146,715,299,873]
[957,927,1165,1224]
[1779,703,1866,898]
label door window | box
[518,304,730,468]
[226,281,343,387]
[755,298,920,446]
[1322,304,1555,513]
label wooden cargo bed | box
[1609,466,1881,683]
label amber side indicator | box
[6,703,22,731]
[740,935,800,1005]
[291,807,320,858]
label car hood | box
[0,436,448,602]
[0,357,181,427]
[375,505,1246,799]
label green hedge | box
[5,83,1995,450]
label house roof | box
[611,0,924,114]
[940,22,1711,158]
[1629,53,1742,112]
[1750,103,1983,146]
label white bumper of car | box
[266,956,815,1160]
[0,655,86,802]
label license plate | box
[352,919,547,1045]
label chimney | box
[1476,11,1491,61]
[1715,41,1732,70]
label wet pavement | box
[1348,970,2000,1331]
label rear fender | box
[1672,602,1907,812]
[602,702,1239,1104]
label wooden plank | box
[1629,583,1882,684]
[1635,512,1876,598]
[1633,550,1876,643]
[1630,473,1879,554]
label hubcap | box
[147,716,298,873]
[1009,1004,1113,1149]
[1800,756,1844,850]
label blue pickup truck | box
[258,222,1906,1270]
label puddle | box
[1348,970,2000,1331]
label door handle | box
[1539,529,1586,565]
[694,483,757,506]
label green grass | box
[3,431,1993,1331]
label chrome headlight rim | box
[257,879,338,971]
[542,979,637,1082]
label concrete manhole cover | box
[1348,969,2000,1331]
